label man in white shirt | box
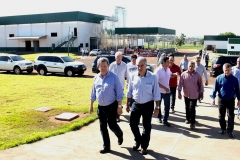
[126,54,138,85]
[154,56,173,127]
[195,56,208,103]
[109,52,127,122]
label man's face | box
[188,63,195,72]
[196,58,201,65]
[131,58,136,65]
[98,61,109,75]
[137,60,147,74]
[162,60,169,68]
[116,55,122,64]
[224,67,231,76]
[184,55,187,60]
[169,57,174,65]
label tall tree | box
[176,33,186,46]
[199,38,204,46]
[219,32,236,36]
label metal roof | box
[115,27,176,35]
[0,11,106,25]
[204,35,240,41]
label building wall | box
[204,40,227,49]
[228,44,240,51]
[0,21,101,52]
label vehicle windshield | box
[10,56,25,61]
[61,56,74,62]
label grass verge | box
[0,74,96,150]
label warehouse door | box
[25,41,31,51]
[33,41,39,52]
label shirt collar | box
[137,70,149,77]
[99,71,110,78]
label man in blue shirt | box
[90,57,124,153]
[211,63,240,138]
[126,57,161,155]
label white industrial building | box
[204,35,240,54]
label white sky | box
[1,0,239,37]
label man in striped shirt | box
[178,61,204,129]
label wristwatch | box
[155,106,160,109]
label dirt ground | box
[79,50,215,85]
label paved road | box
[1,86,240,160]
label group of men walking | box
[89,51,240,155]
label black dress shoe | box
[185,120,190,124]
[190,123,195,129]
[163,122,171,127]
[140,149,148,155]
[100,148,111,154]
[218,130,226,134]
[158,119,162,123]
[118,136,123,145]
[133,142,141,151]
[227,131,234,138]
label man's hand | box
[165,87,170,93]
[117,107,123,115]
[126,105,130,113]
[237,101,240,107]
[178,93,182,100]
[205,81,208,86]
[200,93,204,100]
[211,99,215,106]
[89,106,93,114]
[153,108,159,117]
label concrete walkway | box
[1,86,240,160]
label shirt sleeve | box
[115,75,124,101]
[177,74,183,91]
[90,76,97,101]
[203,66,208,81]
[127,75,133,98]
[153,75,161,101]
[235,78,240,100]
[178,66,182,75]
[109,63,113,72]
[210,77,219,99]
[197,74,204,93]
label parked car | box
[34,54,86,76]
[92,55,154,73]
[89,49,102,56]
[210,55,239,77]
[0,53,33,74]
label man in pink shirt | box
[177,61,204,129]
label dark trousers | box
[170,87,177,109]
[184,97,197,124]
[97,101,123,149]
[218,97,235,132]
[205,61,209,69]
[157,93,171,123]
[130,100,154,150]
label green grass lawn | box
[0,74,98,150]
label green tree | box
[199,38,204,46]
[219,32,236,36]
[176,33,186,46]
[193,41,196,46]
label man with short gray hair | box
[211,63,240,138]
[109,52,127,122]
[126,57,160,155]
[90,57,124,153]
[178,61,204,129]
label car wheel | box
[38,67,47,76]
[78,71,84,76]
[13,66,22,74]
[27,69,33,73]
[65,68,75,77]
